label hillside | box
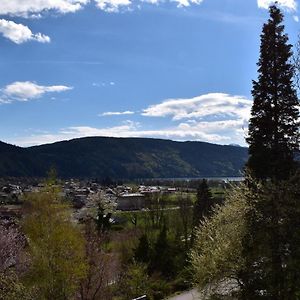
[0,137,248,179]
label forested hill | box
[0,137,248,179]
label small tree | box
[79,220,117,300]
[22,186,87,300]
[134,233,150,264]
[193,180,213,223]
[191,183,250,298]
[149,223,175,278]
[191,179,213,245]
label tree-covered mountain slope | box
[0,137,248,179]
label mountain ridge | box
[0,137,248,179]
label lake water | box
[147,176,244,182]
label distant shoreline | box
[139,176,244,182]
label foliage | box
[0,222,26,273]
[117,263,151,300]
[79,220,117,300]
[0,272,35,300]
[191,183,251,298]
[0,223,32,299]
[246,5,299,181]
[22,186,87,300]
[239,173,300,299]
[193,180,214,225]
[134,233,150,264]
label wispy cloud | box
[5,92,252,146]
[0,19,50,44]
[7,116,248,147]
[7,120,235,147]
[100,110,135,116]
[142,93,252,122]
[0,0,206,17]
[94,0,132,13]
[257,0,297,11]
[172,0,204,8]
[0,0,89,18]
[94,0,204,12]
[1,81,73,103]
[92,81,115,87]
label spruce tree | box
[191,179,213,245]
[241,5,300,299]
[246,5,299,181]
[193,179,213,226]
[134,234,150,264]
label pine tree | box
[149,223,175,278]
[246,5,299,181]
[193,179,213,226]
[191,179,213,246]
[134,234,150,264]
[241,6,300,299]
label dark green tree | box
[191,179,214,245]
[241,5,300,299]
[193,179,213,224]
[149,223,175,278]
[134,234,150,264]
[95,203,111,233]
[246,5,299,181]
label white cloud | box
[94,0,204,12]
[257,0,297,11]
[92,81,116,87]
[172,0,203,8]
[2,81,73,102]
[142,93,252,122]
[0,19,50,44]
[100,111,135,116]
[94,0,132,12]
[0,0,89,18]
[0,0,205,17]
[293,15,299,21]
[5,92,252,146]
[7,118,247,147]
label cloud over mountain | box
[142,93,251,122]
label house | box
[116,193,145,211]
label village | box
[0,177,200,221]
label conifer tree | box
[242,5,300,299]
[191,179,213,245]
[246,5,299,181]
[134,234,150,264]
[193,179,213,226]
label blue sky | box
[0,0,298,147]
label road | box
[166,289,201,300]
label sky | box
[0,0,298,147]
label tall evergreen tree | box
[246,5,299,181]
[193,179,213,226]
[241,5,300,299]
[191,179,213,245]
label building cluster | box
[0,179,178,219]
